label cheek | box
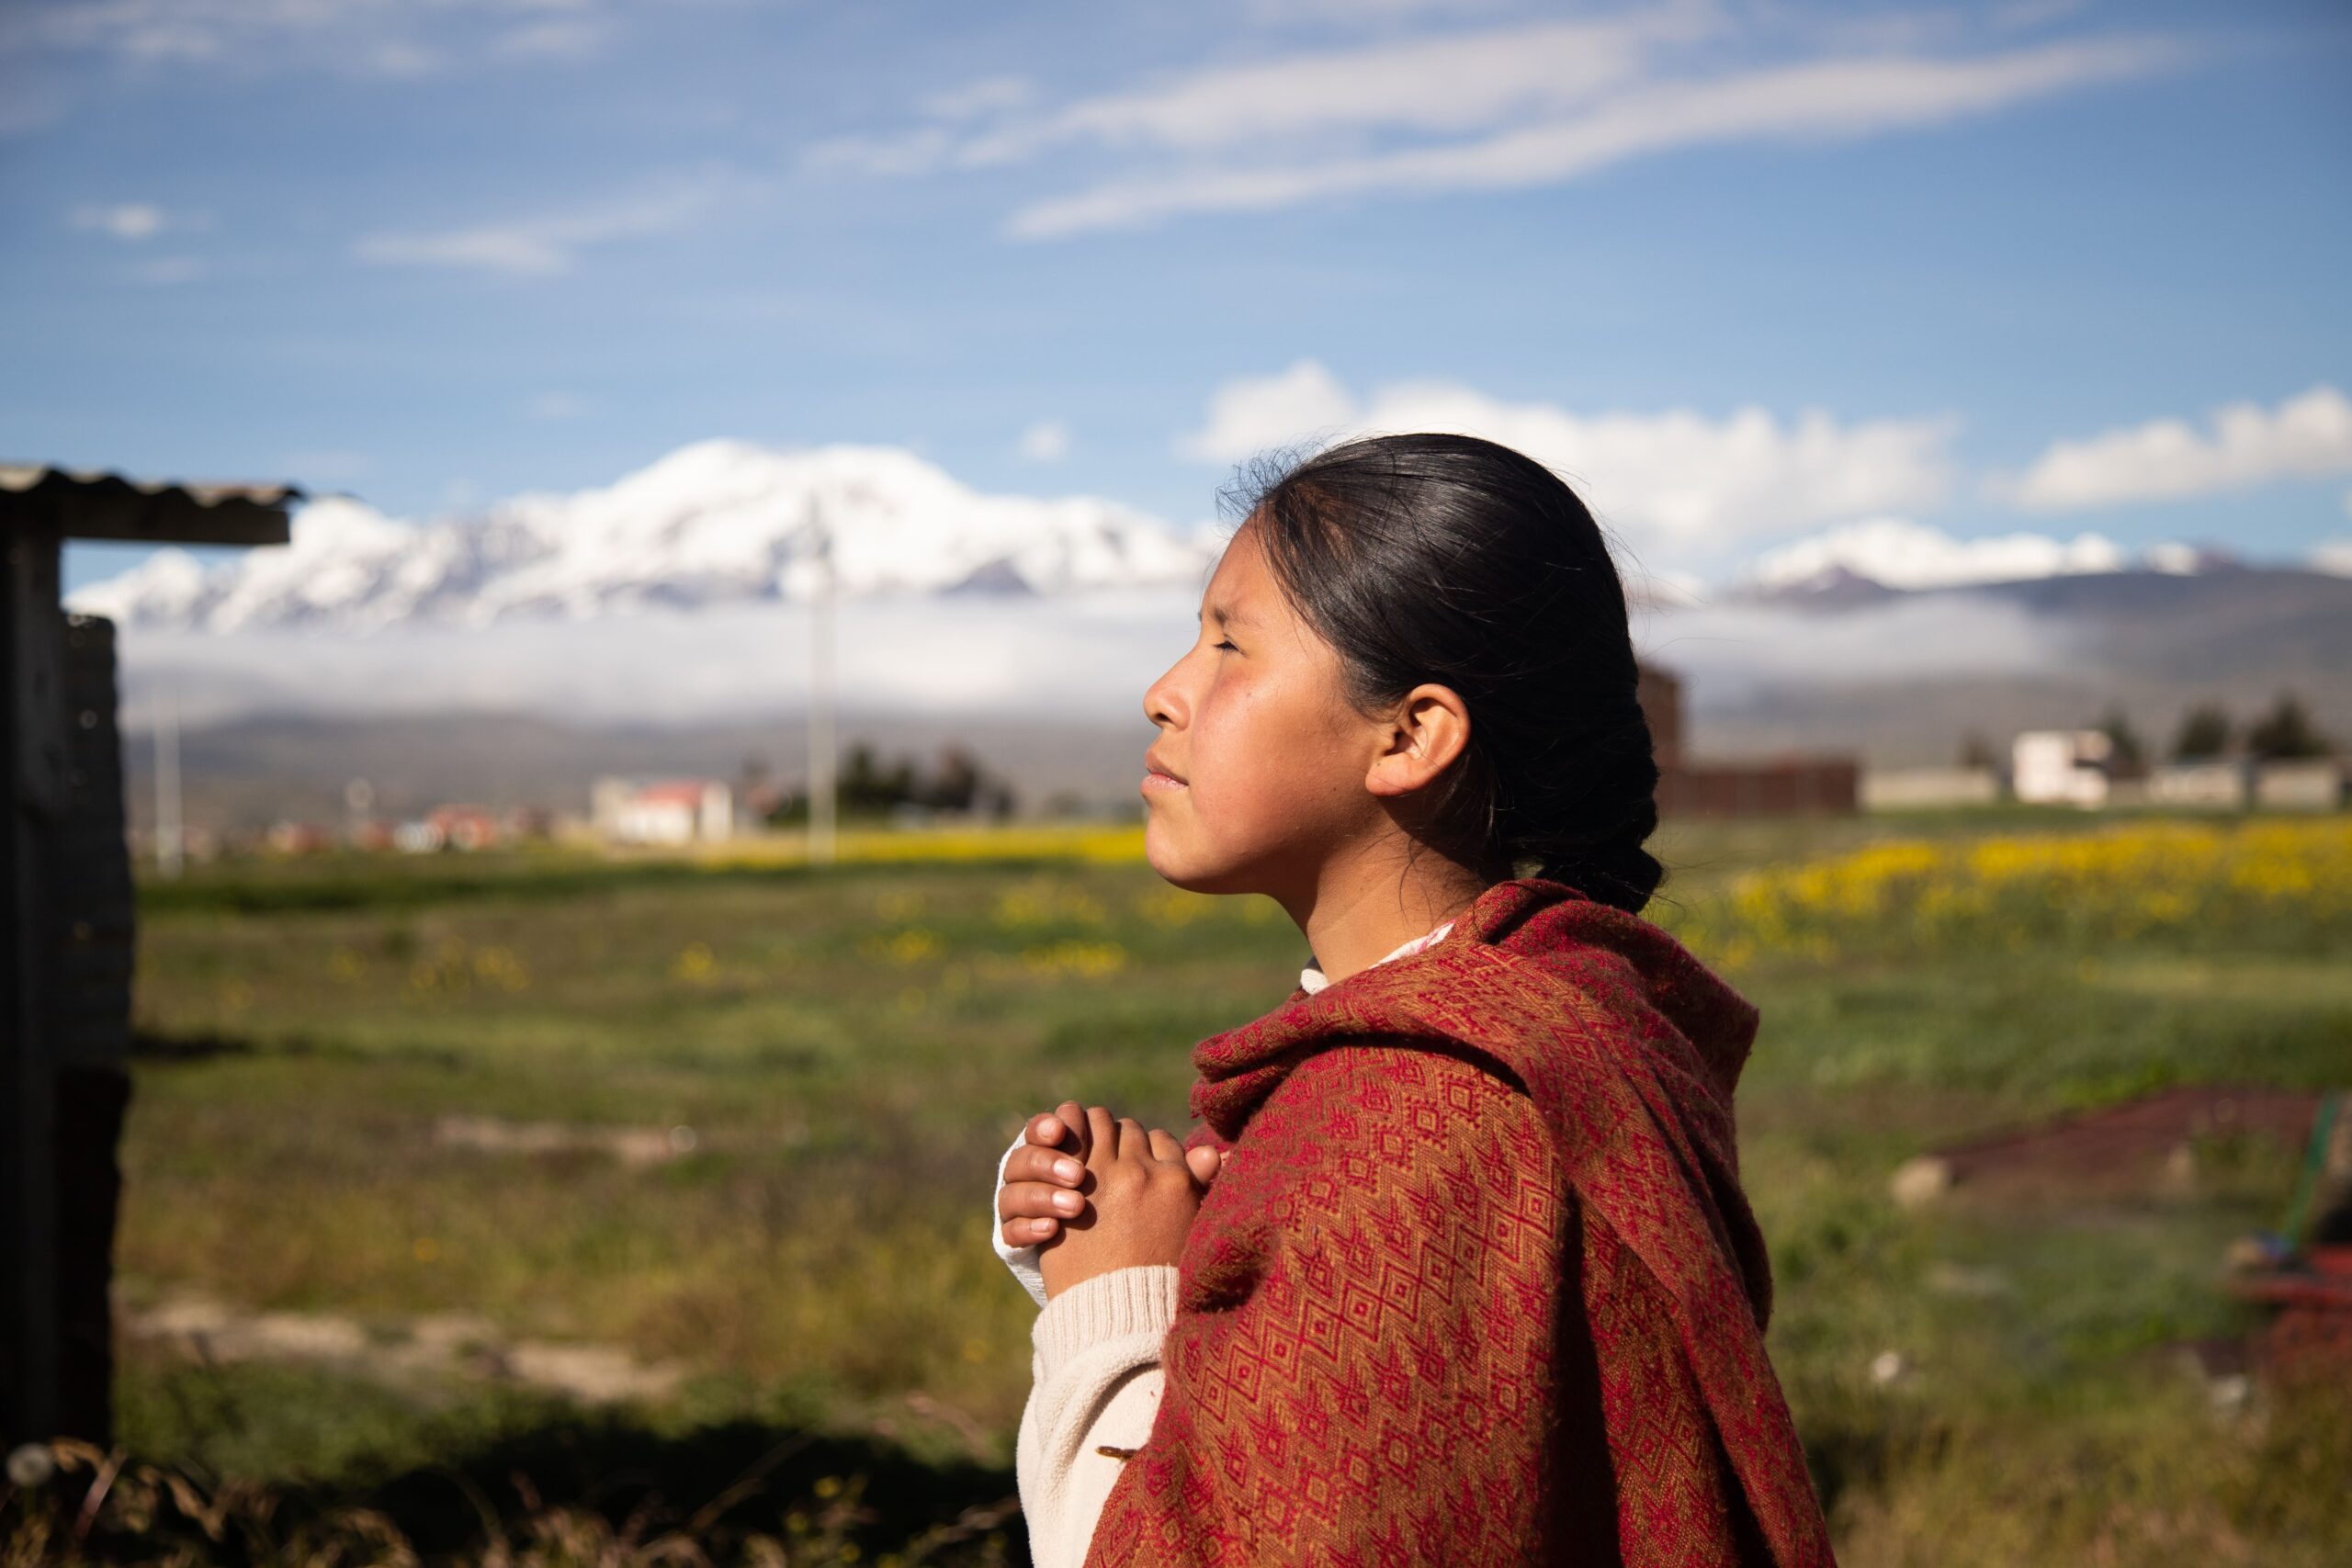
[1192,677,1352,825]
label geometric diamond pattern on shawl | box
[1084,876,1835,1568]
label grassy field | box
[12,810,2350,1564]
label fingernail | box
[1053,1190,1083,1214]
[1055,1158,1083,1183]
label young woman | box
[991,434,1833,1566]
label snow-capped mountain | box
[1737,517,2247,601]
[69,440,1220,633]
[1744,517,2120,596]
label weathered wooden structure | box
[1,467,294,1447]
[1636,661,1860,818]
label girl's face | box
[1139,520,1379,899]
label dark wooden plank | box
[0,474,294,547]
[1,530,62,1445]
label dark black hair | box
[1231,432,1664,915]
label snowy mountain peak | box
[67,441,1220,634]
[1746,518,2128,595]
[1740,518,2254,600]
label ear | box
[1364,682,1471,797]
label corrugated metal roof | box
[0,464,300,547]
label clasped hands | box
[997,1100,1224,1300]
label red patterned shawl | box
[1085,876,1834,1566]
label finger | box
[1002,1216,1059,1247]
[1000,1180,1088,1224]
[1086,1105,1119,1162]
[1006,1145,1087,1188]
[1057,1101,1088,1156]
[1184,1145,1223,1189]
[1025,1111,1072,1150]
[1116,1117,1151,1164]
[1147,1127,1184,1164]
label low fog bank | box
[1630,596,2081,705]
[117,589,2088,733]
[112,590,1206,733]
[100,581,2350,827]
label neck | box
[1283,837,1493,987]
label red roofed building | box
[592,777,733,846]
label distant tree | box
[1956,731,1997,771]
[2097,705,2144,775]
[2170,704,2232,761]
[922,744,982,813]
[839,741,917,814]
[2245,693,2333,760]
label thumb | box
[1183,1145,1223,1188]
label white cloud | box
[1634,594,2076,698]
[107,591,1210,730]
[353,174,729,275]
[17,0,612,77]
[2007,385,2352,510]
[2312,538,2352,580]
[1746,517,2124,592]
[1179,361,1957,550]
[802,15,1690,180]
[1017,420,1072,462]
[1179,360,1358,463]
[803,9,2185,239]
[72,202,166,240]
[970,13,1700,165]
[103,572,2090,735]
[1009,35,2178,238]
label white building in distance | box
[2012,730,2115,808]
[592,777,733,845]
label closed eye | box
[1214,638,1238,651]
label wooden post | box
[2,525,65,1446]
[0,468,293,1449]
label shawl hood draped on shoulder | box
[1086,876,1834,1567]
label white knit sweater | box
[1001,918,1456,1566]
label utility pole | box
[153,685,182,879]
[807,497,837,864]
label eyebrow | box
[1199,601,1259,627]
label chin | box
[1143,821,1214,892]
[1146,831,1272,898]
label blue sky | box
[7,0,2348,595]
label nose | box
[1142,651,1188,731]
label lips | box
[1143,751,1188,786]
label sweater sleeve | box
[1084,1047,1572,1565]
[1016,1266,1180,1568]
[993,1128,1050,1308]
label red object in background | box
[2232,1246,2352,1382]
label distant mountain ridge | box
[72,440,2344,636]
[69,439,1219,633]
[1736,515,2259,602]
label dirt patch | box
[124,1292,686,1404]
[1890,1085,2321,1207]
[434,1113,699,1167]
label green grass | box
[20,814,2347,1564]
